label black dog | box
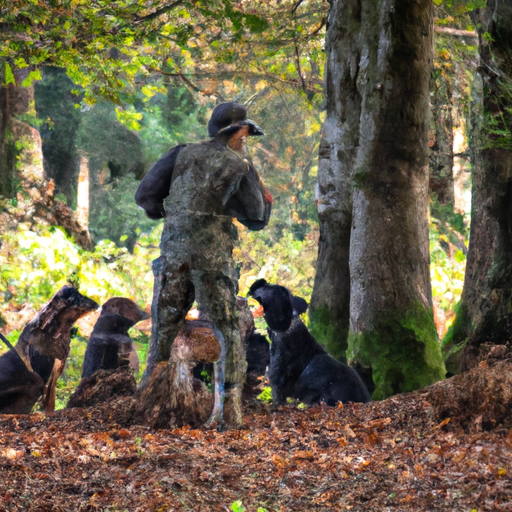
[0,349,44,414]
[249,279,371,406]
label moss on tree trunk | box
[313,0,445,397]
[348,303,445,399]
[446,2,512,373]
[308,0,361,360]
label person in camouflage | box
[136,102,272,428]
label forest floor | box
[1,386,511,512]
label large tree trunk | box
[444,1,512,374]
[348,0,445,399]
[308,0,361,361]
[312,0,445,399]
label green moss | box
[347,302,446,400]
[441,300,470,375]
[443,342,466,377]
[351,170,371,191]
[309,305,348,362]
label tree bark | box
[312,0,445,399]
[0,67,92,249]
[308,0,361,361]
[0,67,44,197]
[429,67,454,206]
[34,67,81,205]
[444,1,512,374]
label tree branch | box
[150,68,323,92]
[434,26,478,40]
[133,0,185,25]
[292,1,306,15]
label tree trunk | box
[0,67,44,197]
[76,154,90,231]
[34,67,82,205]
[0,67,93,249]
[444,1,512,374]
[429,68,454,206]
[335,0,444,399]
[308,0,361,362]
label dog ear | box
[248,279,268,299]
[292,296,308,315]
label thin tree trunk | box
[429,68,454,206]
[346,0,445,399]
[445,1,512,374]
[76,154,90,231]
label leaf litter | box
[0,389,511,511]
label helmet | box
[208,102,264,138]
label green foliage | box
[434,0,486,22]
[0,223,161,406]
[1,1,327,105]
[0,224,159,309]
[231,501,269,512]
[483,107,512,150]
[52,331,88,410]
[236,228,317,301]
[430,203,468,338]
[77,101,144,177]
[257,386,273,404]
[231,500,246,512]
[138,85,209,163]
[89,175,159,251]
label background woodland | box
[0,0,507,404]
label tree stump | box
[134,320,221,429]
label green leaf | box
[4,63,15,85]
[14,58,28,69]
[21,69,42,87]
[230,501,246,512]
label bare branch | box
[150,68,323,92]
[294,41,307,93]
[434,26,478,40]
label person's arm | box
[134,144,186,219]
[225,161,273,231]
